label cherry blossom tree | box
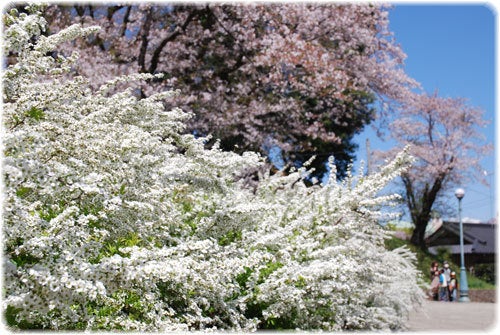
[377,91,491,249]
[3,6,424,331]
[41,3,416,178]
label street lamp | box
[455,188,470,302]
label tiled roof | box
[425,221,496,254]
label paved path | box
[407,300,498,332]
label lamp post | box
[455,188,470,302]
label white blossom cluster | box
[2,8,424,331]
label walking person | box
[438,269,449,301]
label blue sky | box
[354,3,497,222]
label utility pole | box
[366,138,371,176]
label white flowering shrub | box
[2,6,424,332]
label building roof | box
[425,220,496,254]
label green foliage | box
[116,291,145,321]
[157,281,189,314]
[261,311,298,330]
[238,262,294,329]
[38,204,64,222]
[9,251,39,267]
[465,275,495,289]
[435,247,452,262]
[292,275,307,289]
[90,232,141,263]
[235,266,253,290]
[5,305,44,329]
[218,230,242,246]
[82,290,150,330]
[15,186,32,198]
[258,261,284,284]
[474,264,496,285]
[25,107,45,120]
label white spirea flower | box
[2,8,423,332]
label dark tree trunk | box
[410,219,429,251]
[402,171,449,251]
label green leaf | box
[25,107,45,121]
[16,186,32,198]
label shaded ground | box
[469,289,496,303]
[407,300,498,332]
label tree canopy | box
[41,3,416,178]
[376,91,491,248]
